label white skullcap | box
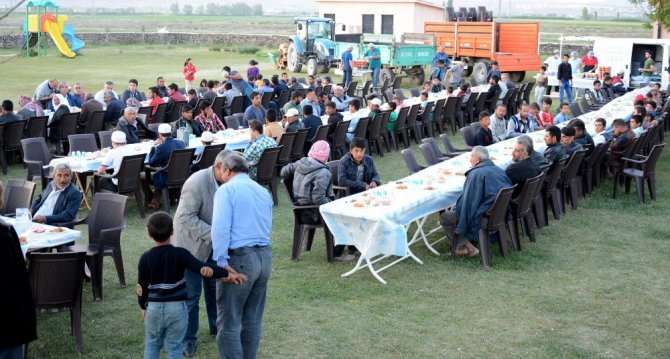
[285,108,299,117]
[158,123,172,134]
[370,98,382,106]
[111,131,126,144]
[201,131,213,142]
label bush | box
[236,45,260,54]
[209,46,222,52]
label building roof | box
[317,0,444,11]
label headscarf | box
[19,95,43,116]
[126,97,142,108]
[51,94,71,112]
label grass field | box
[1,44,669,358]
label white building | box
[317,0,445,37]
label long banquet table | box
[319,87,648,284]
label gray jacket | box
[173,167,219,262]
[280,157,333,206]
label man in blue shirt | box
[145,124,186,208]
[431,59,447,83]
[364,43,382,88]
[432,46,450,73]
[211,153,273,359]
[300,89,322,117]
[340,46,354,87]
[242,91,267,126]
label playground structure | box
[23,0,84,58]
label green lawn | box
[2,44,669,358]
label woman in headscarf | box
[18,95,44,119]
[48,94,72,143]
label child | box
[446,85,455,97]
[137,212,246,359]
[183,58,196,92]
[534,65,548,106]
[529,102,544,130]
[386,101,398,133]
[247,60,260,82]
[539,97,554,127]
[630,115,645,137]
[422,81,432,93]
[429,77,445,93]
[554,102,570,125]
[642,112,653,130]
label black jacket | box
[116,117,157,144]
[337,153,381,195]
[506,157,540,196]
[557,62,573,81]
[31,182,83,224]
[544,142,566,166]
[0,220,37,347]
[327,112,343,137]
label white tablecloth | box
[1,217,83,258]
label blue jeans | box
[183,257,218,345]
[216,246,272,359]
[371,67,381,88]
[559,80,573,104]
[144,301,188,359]
[343,68,353,87]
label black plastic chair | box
[195,143,225,171]
[28,251,87,354]
[510,174,543,250]
[542,158,566,223]
[330,121,350,159]
[1,121,25,174]
[291,128,310,162]
[439,133,468,157]
[137,106,153,122]
[443,97,460,135]
[62,193,128,301]
[211,97,225,120]
[53,112,79,155]
[621,143,665,203]
[93,153,146,218]
[1,179,36,216]
[83,110,105,134]
[419,142,442,166]
[20,137,52,190]
[230,96,245,115]
[561,150,586,212]
[275,132,296,171]
[432,98,446,135]
[155,148,195,213]
[98,130,113,149]
[306,125,330,155]
[401,148,425,175]
[169,101,187,123]
[393,107,410,150]
[277,90,291,108]
[25,115,48,139]
[405,104,421,144]
[352,117,369,142]
[367,113,384,157]
[68,134,99,153]
[281,178,334,262]
[326,159,350,198]
[224,115,240,129]
[253,146,282,206]
[421,138,451,161]
[153,102,169,123]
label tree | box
[170,2,179,15]
[616,10,620,19]
[593,11,597,20]
[252,4,263,16]
[580,7,591,20]
[196,5,204,15]
[630,0,670,29]
[183,4,193,15]
[447,0,453,8]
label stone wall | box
[539,43,594,56]
[0,32,287,49]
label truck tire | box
[411,68,425,86]
[380,68,395,85]
[307,58,318,76]
[472,61,490,85]
[509,71,526,83]
[287,42,301,73]
[319,64,330,73]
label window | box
[381,15,394,35]
[362,14,374,34]
[324,13,335,22]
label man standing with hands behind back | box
[364,43,382,88]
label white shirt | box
[34,184,66,218]
[101,145,131,185]
[498,82,508,105]
[544,55,561,76]
[593,131,607,146]
[94,89,119,104]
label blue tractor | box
[286,17,340,76]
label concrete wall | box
[0,32,287,49]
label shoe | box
[334,254,356,262]
[183,343,195,357]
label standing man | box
[174,150,232,357]
[447,58,468,88]
[543,49,561,95]
[569,51,581,74]
[33,78,59,107]
[212,153,273,359]
[431,59,447,83]
[639,50,655,85]
[557,54,573,105]
[340,46,354,87]
[364,43,382,88]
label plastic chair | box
[62,193,128,301]
[352,117,370,142]
[406,104,421,144]
[330,121,349,159]
[83,110,105,134]
[195,143,225,171]
[306,125,330,154]
[569,103,583,118]
[153,102,169,123]
[379,110,392,152]
[473,92,487,118]
[432,98,446,135]
[487,90,501,113]
[393,107,410,150]
[1,179,36,216]
[443,97,460,135]
[137,106,153,122]
[156,148,196,213]
[345,82,357,97]
[462,93,477,125]
[401,148,426,175]
[53,112,79,155]
[25,115,48,139]
[169,101,186,123]
[98,130,113,149]
[326,160,350,198]
[322,85,333,95]
[290,128,310,162]
[277,91,291,108]
[561,150,586,211]
[27,251,87,354]
[421,138,450,161]
[542,158,566,223]
[459,124,477,149]
[367,113,384,157]
[275,132,296,171]
[253,146,282,206]
[510,174,543,250]
[394,89,407,101]
[620,143,665,203]
[409,88,421,98]
[385,89,395,103]
[281,178,334,262]
[583,142,607,194]
[94,153,146,218]
[224,115,240,129]
[531,166,549,229]
[0,121,25,174]
[419,101,434,138]
[419,142,442,166]
[523,82,534,104]
[211,97,225,119]
[68,134,99,153]
[356,81,371,98]
[230,96,245,115]
[439,133,468,157]
[20,137,52,190]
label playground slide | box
[42,19,75,58]
[62,24,84,53]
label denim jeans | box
[534,86,546,106]
[183,257,218,346]
[371,67,381,88]
[216,246,272,359]
[144,301,188,359]
[343,68,353,87]
[559,80,573,104]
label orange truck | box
[424,21,541,84]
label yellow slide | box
[43,19,75,58]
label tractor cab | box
[287,17,340,76]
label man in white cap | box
[364,43,382,88]
[144,123,187,209]
[283,108,304,133]
[96,131,130,192]
[189,131,215,173]
[330,86,352,111]
[368,97,382,116]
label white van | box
[591,37,670,89]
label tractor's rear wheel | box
[509,71,526,83]
[307,58,318,76]
[287,42,302,73]
[380,68,395,86]
[410,68,425,86]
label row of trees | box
[170,2,263,16]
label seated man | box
[506,135,541,196]
[608,118,635,166]
[518,135,547,167]
[543,126,566,166]
[242,91,267,125]
[439,146,512,256]
[243,119,277,177]
[96,131,130,192]
[103,91,126,129]
[280,141,355,261]
[337,137,381,195]
[116,107,157,144]
[572,119,594,155]
[561,126,583,157]
[94,80,119,104]
[77,93,103,133]
[630,115,645,138]
[474,111,493,146]
[31,163,82,225]
[592,80,606,103]
[173,104,203,137]
[506,103,533,138]
[0,100,23,124]
[144,124,187,208]
[501,72,516,90]
[490,104,507,143]
[345,98,364,142]
[301,105,322,143]
[283,108,304,133]
[167,83,186,102]
[324,101,343,138]
[300,89,321,117]
[592,118,612,145]
[282,92,304,118]
[189,131,214,173]
[484,75,501,109]
[330,86,352,112]
[263,109,285,142]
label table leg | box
[74,171,91,209]
[408,216,447,255]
